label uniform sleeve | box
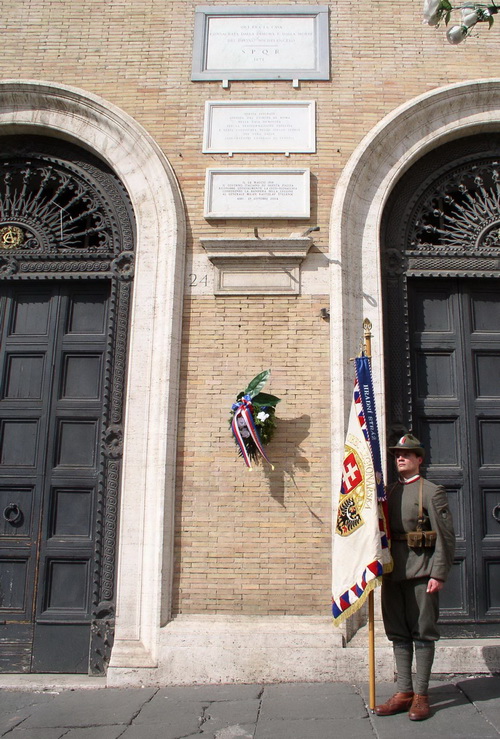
[427,485,455,582]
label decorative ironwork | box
[0,139,134,280]
[408,160,500,254]
[0,225,24,248]
[0,160,111,253]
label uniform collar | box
[399,474,420,485]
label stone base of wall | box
[106,615,500,687]
[106,615,391,686]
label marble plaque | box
[204,168,310,219]
[203,101,316,154]
[192,6,330,81]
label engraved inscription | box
[206,17,316,70]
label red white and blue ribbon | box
[231,395,273,470]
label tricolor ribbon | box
[231,395,273,470]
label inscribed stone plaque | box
[204,169,310,219]
[192,6,330,81]
[203,101,316,154]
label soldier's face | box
[395,451,422,479]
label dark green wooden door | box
[0,281,110,671]
[409,278,500,634]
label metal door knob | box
[493,504,500,523]
[3,503,22,525]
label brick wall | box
[173,295,331,614]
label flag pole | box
[363,318,377,712]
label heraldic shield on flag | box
[332,356,392,625]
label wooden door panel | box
[474,353,500,398]
[478,419,500,466]
[60,354,103,400]
[483,487,500,538]
[0,419,39,467]
[418,416,461,468]
[0,557,30,610]
[470,291,500,332]
[3,353,46,400]
[48,487,94,539]
[8,291,53,338]
[440,559,469,614]
[415,350,457,400]
[411,287,455,334]
[410,279,500,631]
[0,282,110,672]
[54,419,99,469]
[66,290,108,336]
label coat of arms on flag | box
[332,356,392,625]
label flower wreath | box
[229,369,280,469]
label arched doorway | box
[382,134,500,635]
[0,136,135,672]
[0,81,186,683]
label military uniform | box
[375,434,455,722]
[382,475,455,642]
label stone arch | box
[0,80,186,674]
[329,79,500,482]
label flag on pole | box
[332,356,392,625]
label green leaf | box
[244,369,270,398]
[252,392,281,407]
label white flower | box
[256,411,269,422]
[423,0,443,26]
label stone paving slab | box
[255,716,375,739]
[128,696,205,727]
[458,675,500,704]
[7,729,125,739]
[363,680,500,739]
[17,688,156,729]
[259,681,366,721]
[200,699,260,732]
[158,685,263,702]
[0,691,58,734]
[6,730,65,739]
[61,729,126,739]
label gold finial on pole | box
[363,318,372,360]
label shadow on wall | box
[262,414,321,518]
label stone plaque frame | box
[204,168,310,219]
[192,5,330,82]
[201,237,312,295]
[203,101,316,154]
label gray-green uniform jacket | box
[385,476,455,583]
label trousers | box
[381,576,440,642]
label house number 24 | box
[188,273,208,287]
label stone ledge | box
[108,615,394,686]
[201,237,312,295]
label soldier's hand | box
[427,577,444,593]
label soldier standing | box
[375,434,455,721]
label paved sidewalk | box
[1,678,499,739]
